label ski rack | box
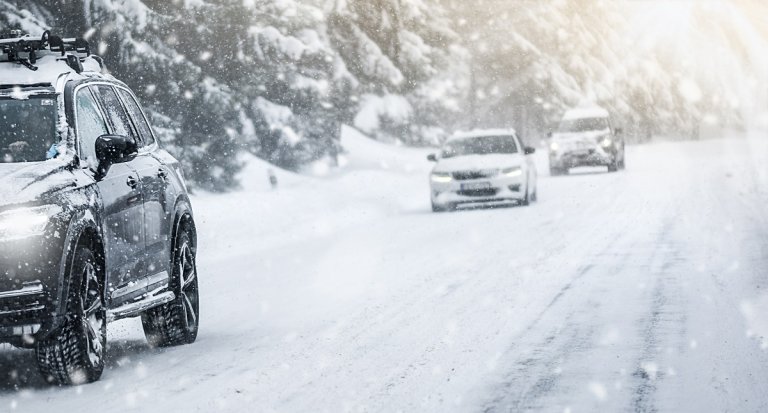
[0,31,91,72]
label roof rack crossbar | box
[0,31,92,72]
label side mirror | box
[524,146,536,155]
[615,128,623,136]
[427,153,438,162]
[95,134,138,175]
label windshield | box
[441,136,518,158]
[0,97,57,163]
[558,117,609,133]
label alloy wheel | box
[81,261,105,367]
[178,242,199,333]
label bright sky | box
[624,0,768,123]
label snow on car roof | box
[449,128,517,142]
[562,106,610,120]
[0,53,103,93]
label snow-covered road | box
[1,130,767,412]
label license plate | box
[575,142,593,150]
[461,182,492,191]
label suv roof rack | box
[0,31,92,73]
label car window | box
[558,117,610,133]
[0,97,57,163]
[75,87,109,165]
[117,88,156,147]
[441,135,518,158]
[95,85,138,143]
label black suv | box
[0,33,200,385]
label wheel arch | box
[52,211,105,330]
[172,196,197,253]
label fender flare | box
[45,209,103,336]
[171,195,197,255]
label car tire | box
[608,158,619,172]
[619,155,626,170]
[142,229,200,348]
[521,183,531,207]
[36,246,107,386]
[431,202,446,213]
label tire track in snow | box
[478,163,685,412]
[480,233,640,412]
[629,220,687,413]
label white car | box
[427,129,538,212]
[548,106,626,175]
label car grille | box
[0,286,48,328]
[453,170,497,180]
[457,188,499,197]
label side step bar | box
[107,291,175,322]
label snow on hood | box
[433,154,523,173]
[0,160,76,209]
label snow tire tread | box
[35,248,104,386]
[142,230,198,348]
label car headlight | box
[599,136,613,148]
[550,142,559,151]
[0,205,61,241]
[501,167,523,178]
[431,172,453,183]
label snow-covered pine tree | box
[0,0,363,187]
[329,0,466,145]
[443,0,629,140]
[444,0,759,142]
[233,0,353,169]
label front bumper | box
[0,233,66,344]
[0,282,47,339]
[431,175,525,207]
[550,146,616,168]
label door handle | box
[126,176,139,189]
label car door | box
[74,85,145,306]
[116,87,175,282]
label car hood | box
[433,154,523,173]
[0,161,77,209]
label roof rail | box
[0,31,92,72]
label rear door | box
[75,85,145,306]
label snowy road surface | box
[1,130,767,412]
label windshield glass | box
[441,136,518,158]
[558,117,609,133]
[0,97,57,163]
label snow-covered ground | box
[1,128,768,412]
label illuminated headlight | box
[501,167,523,178]
[599,137,613,148]
[550,142,560,151]
[431,172,453,183]
[0,206,60,241]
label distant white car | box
[427,129,538,212]
[548,106,625,175]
